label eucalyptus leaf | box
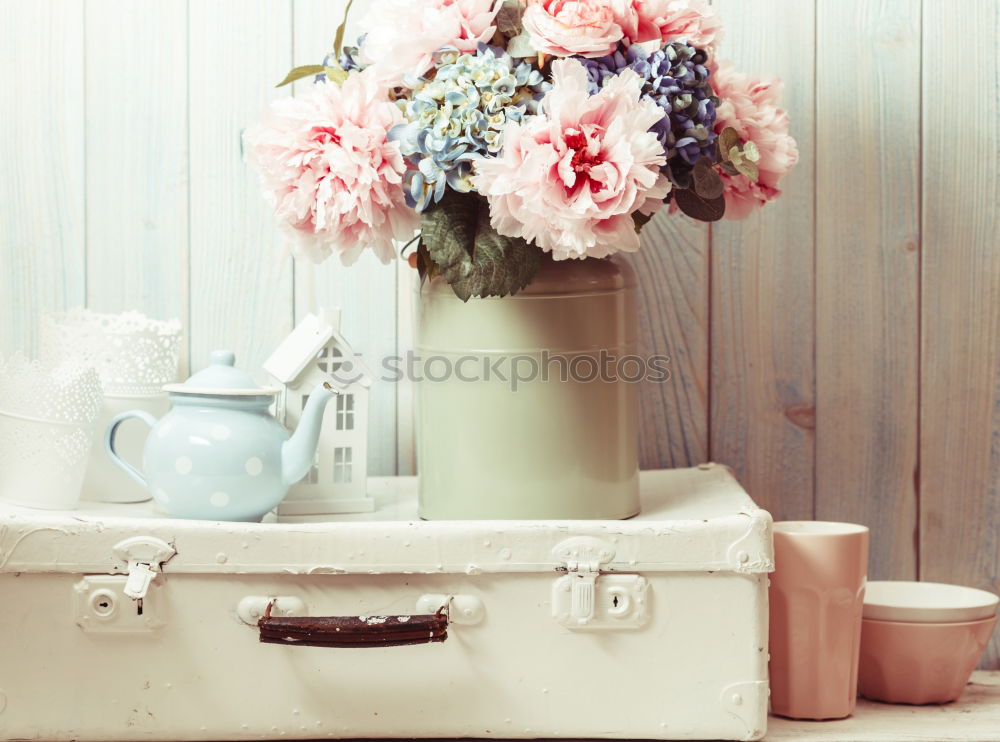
[420,191,541,301]
[275,64,326,88]
[674,187,726,222]
[496,0,525,36]
[717,127,740,160]
[332,0,356,56]
[664,160,694,190]
[734,159,759,182]
[692,157,724,200]
[720,161,740,177]
[715,127,761,183]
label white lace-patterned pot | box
[0,355,103,510]
[40,309,182,502]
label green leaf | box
[420,192,541,301]
[324,64,349,86]
[496,0,525,36]
[275,65,325,88]
[692,157,724,200]
[415,239,440,284]
[332,0,356,57]
[674,187,726,222]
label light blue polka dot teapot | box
[105,350,335,521]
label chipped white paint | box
[0,466,770,740]
[0,466,770,575]
[235,595,307,625]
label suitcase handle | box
[257,600,449,648]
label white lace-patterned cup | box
[0,355,104,510]
[40,309,183,503]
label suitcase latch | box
[552,537,649,630]
[112,536,176,604]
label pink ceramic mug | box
[769,521,870,720]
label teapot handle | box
[105,411,158,489]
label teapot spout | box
[281,382,337,486]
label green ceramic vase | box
[415,254,640,520]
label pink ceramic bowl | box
[858,615,997,704]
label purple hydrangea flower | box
[581,42,718,186]
[337,35,366,73]
[313,36,367,84]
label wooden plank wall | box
[920,0,1000,668]
[1,0,998,665]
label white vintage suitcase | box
[0,465,773,741]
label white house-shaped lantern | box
[263,308,374,515]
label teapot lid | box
[162,350,281,397]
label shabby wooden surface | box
[628,216,710,470]
[763,671,1000,742]
[813,0,921,582]
[187,0,296,413]
[0,1,86,355]
[83,0,190,371]
[293,672,1000,741]
[708,0,816,524]
[0,0,997,665]
[919,0,1000,670]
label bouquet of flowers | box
[246,0,798,300]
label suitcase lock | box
[552,537,649,630]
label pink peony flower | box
[619,0,723,51]
[472,58,670,260]
[522,0,627,58]
[357,0,502,87]
[711,61,799,220]
[244,70,419,265]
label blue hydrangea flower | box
[581,42,718,186]
[389,44,549,212]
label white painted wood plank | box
[815,0,921,580]
[84,0,189,372]
[920,0,1000,669]
[292,0,400,475]
[626,217,710,469]
[188,0,294,380]
[709,0,816,521]
[0,1,86,357]
[764,672,1000,741]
